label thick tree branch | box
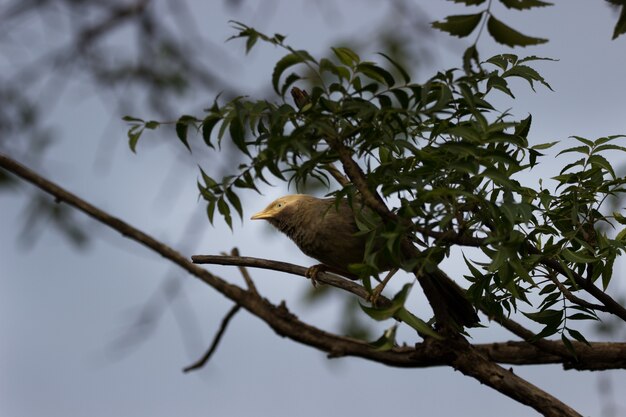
[0,154,597,416]
[192,254,626,371]
[0,153,418,365]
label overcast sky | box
[1,1,625,416]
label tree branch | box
[0,153,603,417]
[544,272,608,312]
[193,254,626,370]
[183,304,241,373]
[228,247,259,296]
[192,254,371,300]
[532,248,626,321]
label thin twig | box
[192,254,372,301]
[322,163,350,187]
[545,273,607,312]
[229,247,259,295]
[183,304,241,373]
[528,246,626,321]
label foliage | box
[432,0,626,47]
[125,22,626,349]
[432,0,550,47]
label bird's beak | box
[250,209,271,220]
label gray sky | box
[1,1,625,416]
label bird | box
[251,194,479,328]
[251,194,370,278]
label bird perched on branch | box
[251,194,479,328]
[252,194,374,278]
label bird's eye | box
[277,203,282,208]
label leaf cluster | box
[433,0,626,47]
[432,0,551,48]
[124,23,626,347]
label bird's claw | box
[305,264,323,287]
[368,285,384,306]
[368,268,398,306]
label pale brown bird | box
[251,194,369,278]
[251,194,479,328]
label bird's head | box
[250,194,309,222]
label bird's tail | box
[420,269,480,329]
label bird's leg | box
[305,264,357,286]
[305,264,326,287]
[369,268,399,305]
[305,264,341,287]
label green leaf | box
[272,50,316,95]
[613,212,626,225]
[377,53,411,84]
[567,313,598,321]
[207,199,217,224]
[561,248,596,264]
[176,115,197,152]
[593,134,626,145]
[225,188,243,220]
[389,88,410,109]
[127,126,144,153]
[557,146,589,157]
[217,197,233,229]
[280,73,302,97]
[487,75,514,97]
[486,15,548,47]
[432,13,484,38]
[319,58,351,80]
[463,45,481,75]
[356,62,396,87]
[571,135,593,146]
[331,47,360,67]
[360,283,413,320]
[368,325,398,351]
[122,116,144,123]
[612,3,626,40]
[229,115,249,156]
[502,64,552,90]
[395,307,443,340]
[480,167,519,189]
[199,167,218,190]
[514,114,532,138]
[567,328,591,346]
[594,144,626,153]
[486,54,518,70]
[531,141,558,150]
[616,228,626,242]
[499,0,553,10]
[245,32,258,53]
[202,116,220,149]
[588,154,616,179]
[523,308,562,325]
